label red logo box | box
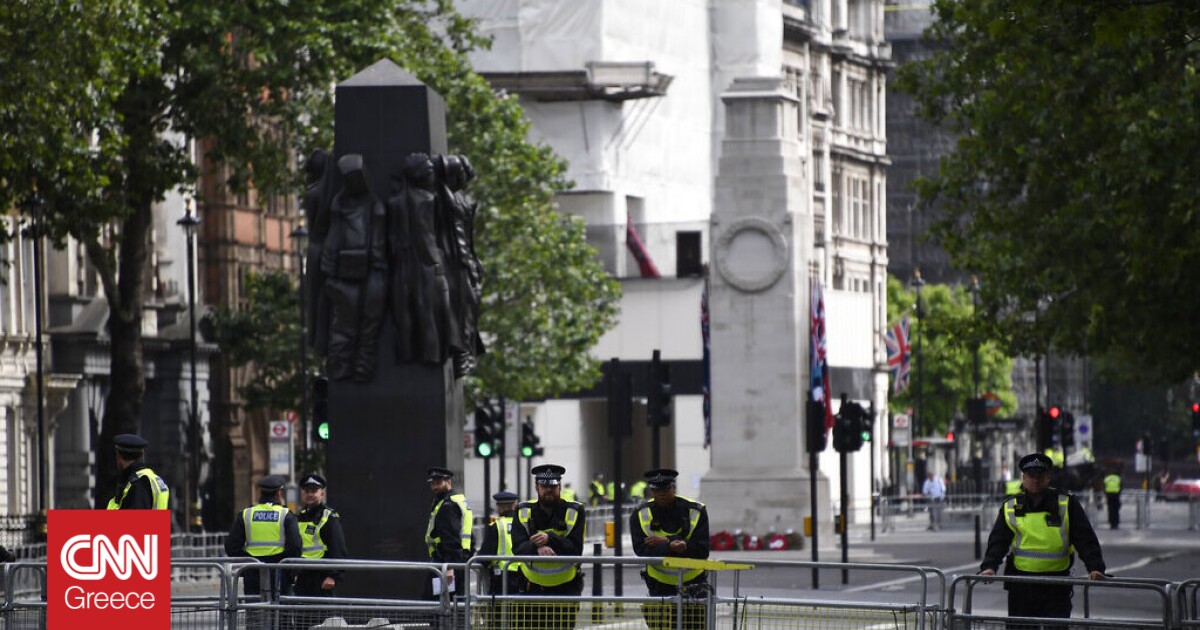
[48,510,171,629]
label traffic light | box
[1191,402,1200,438]
[1060,410,1076,448]
[833,396,866,453]
[806,398,827,453]
[1036,406,1058,452]
[474,405,499,458]
[860,404,874,444]
[520,420,543,458]
[312,376,329,444]
[647,350,673,427]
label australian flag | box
[885,316,913,393]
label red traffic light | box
[1191,402,1199,414]
[1048,406,1061,419]
[945,432,955,442]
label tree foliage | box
[898,0,1200,382]
[0,0,617,501]
[208,271,302,413]
[886,275,1016,435]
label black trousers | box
[1106,492,1121,529]
[1007,582,1072,630]
[517,574,583,630]
[641,572,708,630]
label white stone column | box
[702,76,829,536]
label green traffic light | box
[521,445,533,458]
[477,442,493,458]
[861,431,871,442]
[317,421,330,441]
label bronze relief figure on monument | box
[306,148,485,382]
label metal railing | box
[949,573,1174,629]
[5,553,1200,628]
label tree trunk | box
[93,198,152,508]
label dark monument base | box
[323,58,463,599]
[326,351,463,598]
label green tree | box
[886,275,1016,435]
[898,1,1200,382]
[208,271,302,414]
[1,0,617,505]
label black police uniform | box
[293,504,347,595]
[980,454,1106,627]
[225,476,303,596]
[110,434,168,510]
[630,469,711,630]
[511,465,585,630]
[426,467,472,598]
[478,491,525,595]
[112,462,163,509]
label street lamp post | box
[177,201,201,532]
[913,268,925,439]
[971,276,983,493]
[290,221,310,462]
[21,189,48,539]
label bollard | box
[973,513,981,560]
[591,542,604,623]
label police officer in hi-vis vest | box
[511,464,585,630]
[980,453,1106,626]
[107,434,170,510]
[293,473,347,596]
[425,466,474,597]
[478,491,524,595]
[1103,468,1122,530]
[226,475,302,596]
[630,468,711,630]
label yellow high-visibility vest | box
[300,507,334,558]
[106,468,170,510]
[1003,495,1073,573]
[492,516,521,573]
[517,505,580,586]
[425,493,474,558]
[242,503,290,557]
[637,496,705,585]
[1104,474,1121,494]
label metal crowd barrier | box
[948,573,1174,629]
[1176,577,1200,628]
[5,553,1198,628]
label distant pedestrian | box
[424,466,473,598]
[589,473,606,507]
[107,434,170,510]
[1103,470,1122,530]
[980,453,1106,627]
[630,469,710,630]
[922,472,945,531]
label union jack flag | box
[809,278,834,431]
[885,316,913,393]
[701,283,711,448]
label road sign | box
[983,392,1002,416]
[285,410,298,423]
[268,421,292,476]
[893,413,910,429]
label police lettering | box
[252,511,280,522]
[64,585,156,610]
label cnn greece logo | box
[61,534,158,580]
[49,510,170,629]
